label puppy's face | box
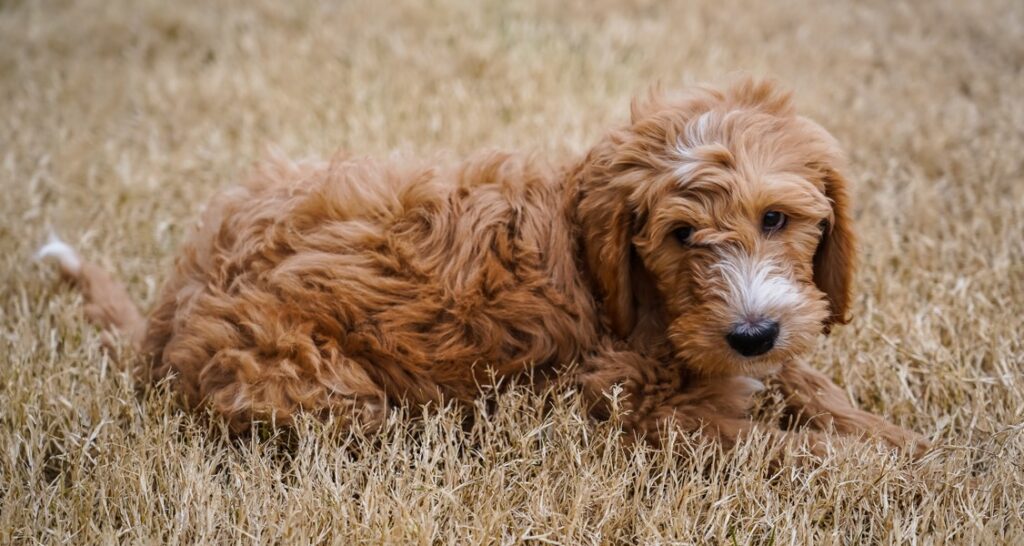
[635,135,835,376]
[576,80,855,376]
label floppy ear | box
[814,166,857,331]
[572,140,637,338]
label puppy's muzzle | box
[726,319,779,357]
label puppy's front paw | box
[877,424,931,459]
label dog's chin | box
[676,339,801,378]
[669,318,821,377]
[728,352,786,378]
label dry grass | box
[2,0,1023,543]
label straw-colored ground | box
[2,0,1022,543]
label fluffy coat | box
[41,79,928,455]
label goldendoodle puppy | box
[39,78,928,456]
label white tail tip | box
[36,233,82,277]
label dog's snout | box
[726,320,779,357]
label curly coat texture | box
[46,79,928,455]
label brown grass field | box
[2,0,1023,543]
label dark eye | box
[674,226,694,245]
[762,211,787,234]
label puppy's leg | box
[196,348,388,434]
[774,360,930,457]
[577,345,826,454]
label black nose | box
[726,320,780,357]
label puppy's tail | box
[37,233,145,351]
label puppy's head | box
[575,78,855,376]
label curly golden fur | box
[42,78,928,456]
